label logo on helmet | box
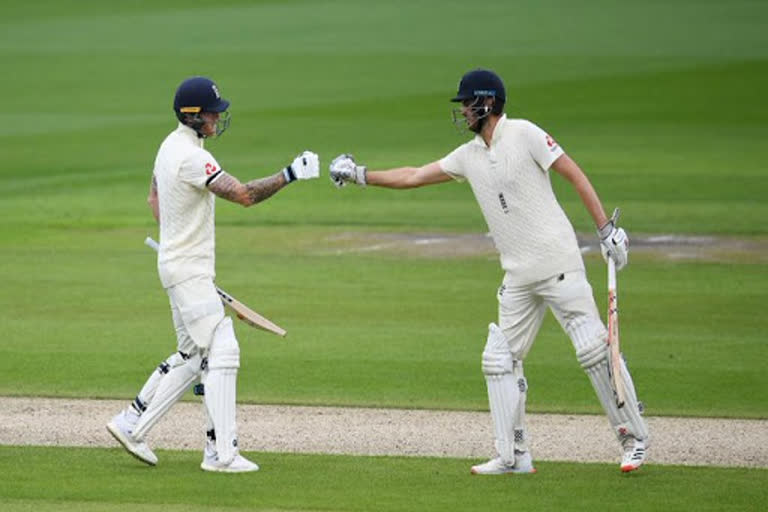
[212,84,220,99]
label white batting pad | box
[565,315,607,355]
[203,317,241,465]
[482,323,519,464]
[207,317,240,370]
[614,356,649,441]
[204,368,238,465]
[485,374,519,464]
[133,351,189,414]
[511,362,529,453]
[132,353,202,441]
[577,340,649,444]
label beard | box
[468,115,487,134]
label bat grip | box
[144,237,160,253]
[607,257,617,290]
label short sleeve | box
[522,121,564,172]
[439,145,467,182]
[179,148,223,189]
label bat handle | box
[610,207,620,225]
[607,256,617,290]
[605,206,619,290]
[144,237,160,253]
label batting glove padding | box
[329,154,367,187]
[284,151,320,182]
[598,220,629,271]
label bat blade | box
[607,258,626,408]
[216,288,287,337]
[144,237,287,337]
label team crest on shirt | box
[205,162,218,175]
[546,134,559,152]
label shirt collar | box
[470,114,507,148]
[176,122,204,147]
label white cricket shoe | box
[106,410,158,466]
[471,452,536,475]
[201,442,259,473]
[621,438,647,472]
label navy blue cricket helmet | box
[174,77,229,118]
[450,69,506,134]
[173,77,231,137]
[451,69,506,104]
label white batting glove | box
[283,151,319,182]
[329,154,367,187]
[598,209,629,271]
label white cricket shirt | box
[440,115,584,285]
[153,123,223,288]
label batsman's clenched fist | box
[284,151,319,182]
[329,154,367,187]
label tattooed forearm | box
[208,171,288,207]
[244,173,286,205]
[208,172,244,203]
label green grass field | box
[2,226,766,419]
[1,447,766,512]
[1,0,767,510]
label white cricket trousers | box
[497,270,606,359]
[167,275,226,351]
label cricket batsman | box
[329,69,649,474]
[107,76,319,472]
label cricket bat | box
[144,237,287,337]
[607,250,626,408]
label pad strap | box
[132,353,203,440]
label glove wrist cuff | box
[283,166,296,183]
[358,166,368,186]
[597,220,614,240]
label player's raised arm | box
[328,155,451,189]
[208,151,319,207]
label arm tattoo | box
[207,172,244,203]
[208,171,287,206]
[244,173,286,205]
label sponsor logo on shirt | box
[205,162,218,175]
[498,192,509,214]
